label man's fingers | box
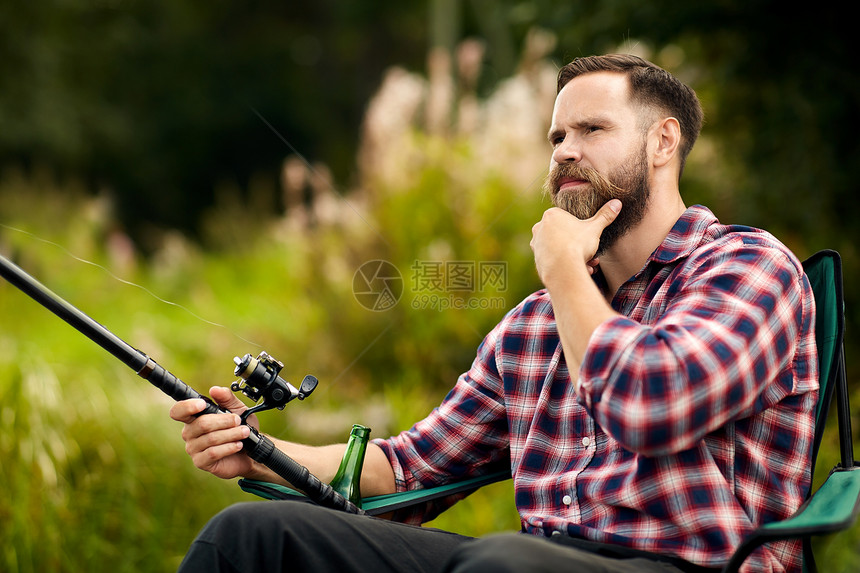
[191,441,246,470]
[170,386,247,424]
[209,386,249,414]
[169,398,208,423]
[184,418,249,452]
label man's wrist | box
[543,261,592,297]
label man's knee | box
[197,500,317,548]
[180,500,333,573]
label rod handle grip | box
[138,357,223,415]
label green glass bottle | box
[329,424,371,508]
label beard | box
[543,145,650,256]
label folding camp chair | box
[721,250,860,572]
[239,249,860,572]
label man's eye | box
[586,125,601,133]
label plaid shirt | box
[376,205,818,572]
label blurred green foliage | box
[0,88,545,567]
[1,1,859,571]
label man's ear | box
[651,117,681,168]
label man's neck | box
[599,193,687,296]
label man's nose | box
[551,136,581,164]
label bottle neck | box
[329,424,371,506]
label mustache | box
[543,163,625,198]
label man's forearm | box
[246,439,397,497]
[546,268,618,374]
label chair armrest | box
[239,470,512,517]
[722,466,860,572]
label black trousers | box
[177,500,719,573]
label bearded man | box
[171,54,817,573]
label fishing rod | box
[0,250,364,515]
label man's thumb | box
[210,386,248,414]
[594,199,622,228]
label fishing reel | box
[231,351,318,423]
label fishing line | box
[0,222,262,349]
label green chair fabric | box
[239,471,510,516]
[239,250,859,573]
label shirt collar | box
[593,205,718,295]
[648,204,718,265]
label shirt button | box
[562,494,572,506]
[581,437,591,447]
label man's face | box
[544,72,652,254]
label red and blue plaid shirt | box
[377,205,818,572]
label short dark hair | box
[557,54,704,175]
